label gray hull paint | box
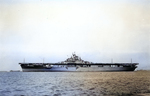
[20,53,138,72]
[22,67,136,72]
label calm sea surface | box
[0,71,150,96]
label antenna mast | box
[111,58,113,63]
[43,58,44,64]
[24,58,25,63]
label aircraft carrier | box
[19,53,138,72]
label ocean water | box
[0,71,150,96]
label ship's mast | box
[24,58,25,63]
[43,58,44,64]
[111,58,113,63]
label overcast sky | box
[0,0,150,71]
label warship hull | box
[20,63,138,72]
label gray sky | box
[0,0,150,71]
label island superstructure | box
[19,53,138,72]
